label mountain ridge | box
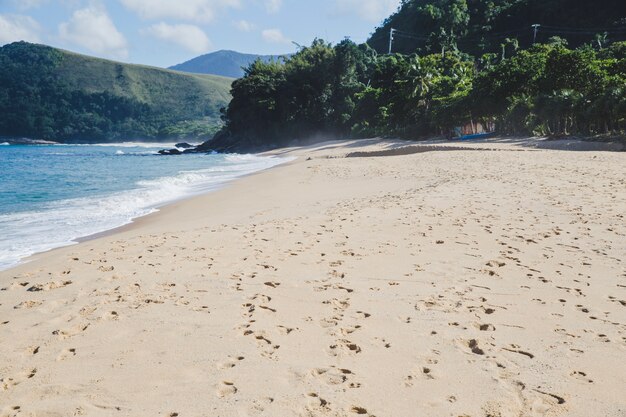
[170,50,288,78]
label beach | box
[1,138,625,417]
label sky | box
[0,0,401,68]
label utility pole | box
[388,28,395,54]
[532,24,540,44]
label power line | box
[364,23,626,55]
[540,24,626,32]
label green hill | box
[368,0,626,56]
[0,42,233,143]
[170,50,287,78]
[200,1,626,152]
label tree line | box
[368,0,626,56]
[208,38,626,152]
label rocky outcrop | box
[175,142,194,149]
[158,148,183,155]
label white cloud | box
[261,28,290,44]
[264,0,282,14]
[143,23,211,54]
[0,14,41,45]
[11,0,48,10]
[333,0,401,22]
[10,0,82,10]
[233,19,255,32]
[118,0,240,22]
[59,4,129,59]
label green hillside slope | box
[0,42,233,143]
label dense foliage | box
[0,42,232,143]
[208,37,626,152]
[473,42,626,135]
[209,40,375,150]
[369,0,626,56]
[205,0,626,152]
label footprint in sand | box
[276,325,295,335]
[217,355,245,370]
[476,323,496,331]
[349,405,369,415]
[310,367,355,386]
[1,405,22,417]
[246,396,275,414]
[27,280,72,292]
[251,294,272,304]
[319,316,341,328]
[467,339,485,355]
[216,381,237,398]
[101,311,120,321]
[57,348,77,361]
[328,339,362,356]
[339,325,361,336]
[0,369,36,391]
[352,311,371,319]
[306,392,329,409]
[570,370,594,384]
[14,300,42,309]
[52,323,90,339]
[323,298,350,311]
[98,265,115,272]
[243,330,280,357]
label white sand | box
[1,139,625,417]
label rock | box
[175,142,193,149]
[158,148,182,155]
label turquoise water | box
[0,142,290,270]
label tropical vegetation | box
[207,0,626,151]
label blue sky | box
[0,0,400,68]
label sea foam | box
[0,152,292,270]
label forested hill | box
[0,42,233,143]
[368,0,626,56]
[170,50,287,78]
[199,0,626,153]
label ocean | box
[0,142,291,270]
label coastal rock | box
[175,142,194,149]
[158,144,219,155]
[158,148,182,155]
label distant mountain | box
[0,42,233,143]
[170,50,287,78]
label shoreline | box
[3,138,379,274]
[79,153,300,242]
[1,137,624,416]
[1,150,297,273]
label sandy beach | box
[1,138,625,417]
